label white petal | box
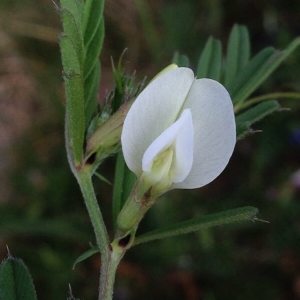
[171,109,194,182]
[121,68,194,176]
[142,109,194,183]
[173,78,236,189]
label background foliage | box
[0,0,300,299]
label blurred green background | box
[0,0,300,299]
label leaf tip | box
[6,245,11,257]
[250,129,263,134]
[279,107,291,112]
[53,1,60,11]
[254,217,270,224]
[69,283,73,295]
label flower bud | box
[84,100,133,170]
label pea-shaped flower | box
[121,67,236,198]
[117,67,236,233]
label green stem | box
[99,230,136,300]
[235,92,300,112]
[76,171,110,259]
[99,249,123,300]
[76,170,123,300]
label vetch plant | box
[1,0,300,299]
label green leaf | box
[83,0,105,48]
[172,51,190,67]
[82,0,105,122]
[59,0,85,167]
[59,33,81,75]
[236,100,281,124]
[84,62,101,127]
[72,246,99,269]
[196,36,222,81]
[84,18,104,80]
[228,47,275,104]
[230,37,300,105]
[75,0,84,18]
[0,254,38,300]
[236,100,281,140]
[112,151,136,229]
[224,24,250,87]
[94,171,112,185]
[60,0,84,32]
[236,122,251,141]
[65,72,85,165]
[134,206,258,245]
[60,9,83,67]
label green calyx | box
[83,100,133,172]
[116,181,157,235]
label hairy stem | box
[76,171,110,260]
[99,249,123,300]
[76,170,124,300]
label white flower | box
[121,67,236,197]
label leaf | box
[59,33,81,75]
[72,246,99,269]
[60,9,83,67]
[83,0,105,48]
[236,100,281,124]
[0,254,38,300]
[94,171,112,185]
[60,0,83,32]
[235,100,281,140]
[224,24,250,87]
[236,122,251,141]
[230,37,300,105]
[228,47,275,104]
[112,151,136,229]
[172,51,190,67]
[59,1,85,167]
[74,0,84,18]
[134,206,258,245]
[196,36,222,81]
[64,72,85,165]
[84,61,101,128]
[82,0,105,122]
[83,17,104,80]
